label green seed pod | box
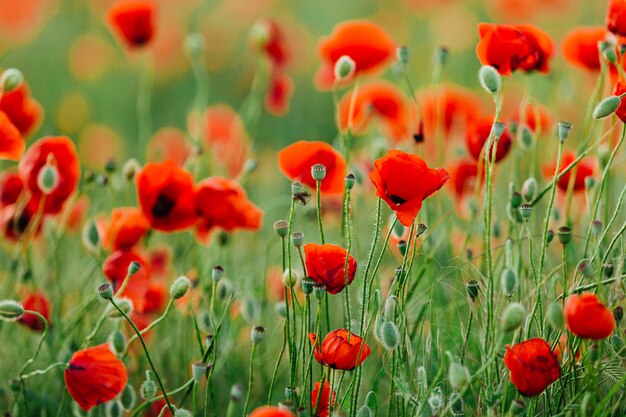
[313,284,326,301]
[192,362,207,382]
[397,240,407,256]
[593,96,621,119]
[416,223,427,235]
[478,65,501,94]
[0,300,24,321]
[433,45,449,68]
[591,220,603,237]
[379,321,400,350]
[311,164,327,181]
[273,220,289,238]
[107,298,133,319]
[274,301,287,318]
[211,265,224,283]
[127,261,141,277]
[520,203,532,219]
[109,330,126,355]
[557,226,572,245]
[500,268,517,295]
[290,231,304,248]
[547,302,564,329]
[301,277,315,295]
[510,192,522,209]
[170,276,190,300]
[557,121,572,142]
[501,303,527,332]
[546,229,555,244]
[98,283,114,300]
[251,325,266,343]
[230,383,244,401]
[217,278,234,300]
[37,163,58,195]
[345,173,357,190]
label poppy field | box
[2,0,626,416]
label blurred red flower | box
[504,338,561,397]
[370,150,449,226]
[0,171,23,206]
[613,79,626,123]
[448,159,483,201]
[0,81,43,137]
[564,293,615,340]
[542,150,596,193]
[99,207,150,250]
[147,127,192,167]
[0,198,41,241]
[0,111,24,161]
[107,0,156,49]
[304,243,356,295]
[102,249,150,312]
[201,105,249,178]
[308,329,371,370]
[510,101,553,136]
[312,380,335,417]
[64,344,127,411]
[465,116,513,162]
[607,0,626,37]
[561,27,608,72]
[19,289,51,331]
[265,69,294,116]
[248,406,295,417]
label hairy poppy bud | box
[290,231,304,248]
[123,158,141,180]
[557,121,572,142]
[522,177,537,202]
[396,46,409,64]
[578,260,595,278]
[140,371,157,400]
[519,125,534,149]
[120,384,136,410]
[301,277,315,295]
[212,265,224,282]
[98,283,114,300]
[478,65,501,94]
[397,239,407,256]
[283,269,298,287]
[379,321,400,350]
[591,220,603,237]
[0,300,24,321]
[109,330,126,355]
[37,161,59,195]
[447,355,469,389]
[520,203,532,218]
[466,280,479,301]
[127,261,141,277]
[593,96,621,119]
[547,302,564,330]
[170,276,190,299]
[107,298,133,318]
[192,362,207,382]
[251,325,266,343]
[501,303,527,332]
[174,409,192,417]
[345,173,357,190]
[106,400,123,417]
[311,164,327,181]
[334,55,356,80]
[1,68,23,92]
[557,226,572,245]
[500,268,517,295]
[82,220,100,252]
[510,192,522,209]
[291,181,304,196]
[356,406,373,417]
[273,220,289,238]
[546,229,555,244]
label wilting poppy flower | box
[19,289,51,331]
[338,80,413,143]
[201,105,249,178]
[308,329,371,370]
[265,69,294,116]
[476,23,554,76]
[0,81,43,137]
[107,0,156,49]
[147,127,192,167]
[564,293,615,340]
[100,207,150,250]
[195,177,263,241]
[248,406,296,417]
[304,243,357,295]
[135,161,198,232]
[607,0,626,37]
[64,343,128,411]
[18,136,80,215]
[315,20,395,89]
[312,381,335,417]
[466,116,513,162]
[542,150,596,193]
[278,141,346,194]
[561,27,607,71]
[370,150,449,226]
[504,338,561,397]
[0,171,23,207]
[0,111,24,160]
[102,250,150,312]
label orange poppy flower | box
[64,344,128,411]
[476,23,554,76]
[107,0,156,49]
[564,293,615,340]
[147,127,192,167]
[465,116,513,162]
[100,207,150,250]
[542,150,596,193]
[370,150,449,226]
[338,80,413,143]
[308,329,371,370]
[201,104,249,178]
[195,177,263,241]
[102,249,150,313]
[278,140,346,195]
[248,406,295,417]
[607,0,626,37]
[0,80,43,137]
[0,171,23,206]
[561,27,607,72]
[265,69,294,116]
[0,110,24,161]
[19,289,51,331]
[18,136,80,215]
[448,159,483,201]
[312,381,335,417]
[315,20,395,89]
[304,243,357,295]
[504,338,560,397]
[135,161,198,232]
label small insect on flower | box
[504,338,561,397]
[308,329,371,370]
[564,293,616,340]
[64,343,128,411]
[304,243,357,294]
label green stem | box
[243,342,257,416]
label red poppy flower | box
[315,20,395,89]
[135,161,198,232]
[370,150,449,226]
[448,159,483,201]
[564,293,615,340]
[338,80,413,143]
[613,79,626,123]
[143,281,167,314]
[265,69,294,116]
[64,343,128,411]
[510,101,553,135]
[553,334,581,364]
[19,289,51,331]
[248,406,295,417]
[18,136,80,215]
[0,198,41,241]
[0,110,24,161]
[542,150,596,193]
[250,19,289,67]
[147,127,192,167]
[465,116,513,162]
[201,105,249,178]
[304,243,357,295]
[504,338,561,397]
[607,0,626,37]
[561,27,607,71]
[312,381,335,417]
[107,0,156,49]
[0,81,43,137]
[102,250,150,312]
[476,23,554,76]
[308,329,371,370]
[0,171,24,206]
[195,177,263,241]
[100,207,150,250]
[278,141,346,195]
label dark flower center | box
[389,194,406,205]
[151,194,175,218]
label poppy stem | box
[242,341,258,416]
[267,321,287,405]
[316,179,326,244]
[344,185,353,336]
[122,298,175,358]
[523,218,544,339]
[17,310,49,377]
[137,54,152,160]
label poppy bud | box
[311,164,327,181]
[274,301,287,318]
[501,303,527,332]
[604,48,618,63]
[107,298,133,318]
[519,125,534,149]
[577,260,595,278]
[546,229,555,244]
[345,173,357,190]
[37,161,59,195]
[522,177,537,202]
[123,158,141,181]
[82,220,100,252]
[212,265,224,282]
[500,268,517,296]
[613,306,623,325]
[592,96,622,119]
[509,399,526,415]
[585,176,596,190]
[507,202,524,223]
[557,121,572,142]
[109,330,126,355]
[313,283,326,300]
[120,384,136,410]
[301,277,315,295]
[466,280,480,301]
[379,321,400,350]
[0,300,24,321]
[217,278,234,300]
[290,231,304,247]
[98,283,114,300]
[106,400,123,417]
[547,302,564,329]
[334,55,356,80]
[184,32,204,58]
[433,45,449,67]
[356,406,373,417]
[251,325,266,343]
[230,383,244,402]
[174,409,192,417]
[447,355,469,389]
[192,362,207,382]
[140,371,157,400]
[396,46,409,64]
[557,226,572,245]
[283,269,298,287]
[104,159,117,174]
[604,263,614,277]
[478,65,501,94]
[273,220,289,238]
[416,223,427,236]
[510,192,522,209]
[170,276,191,299]
[591,220,603,237]
[519,203,532,219]
[1,68,24,92]
[397,240,407,256]
[127,261,141,277]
